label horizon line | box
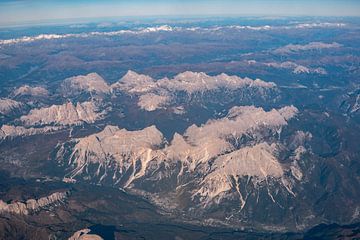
[0,14,359,28]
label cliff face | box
[0,191,69,215]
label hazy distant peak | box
[13,85,49,97]
[274,41,342,54]
[174,71,209,80]
[121,70,154,82]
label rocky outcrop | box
[113,71,277,94]
[166,105,298,167]
[266,61,327,75]
[0,98,23,116]
[339,88,360,116]
[0,191,69,215]
[57,125,166,187]
[20,101,103,126]
[0,124,65,140]
[61,73,111,97]
[112,70,156,93]
[137,93,170,111]
[157,71,277,93]
[68,229,103,240]
[13,85,49,97]
[193,143,284,207]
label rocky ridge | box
[0,124,65,140]
[112,70,278,111]
[0,191,69,215]
[55,105,307,224]
[0,98,23,116]
[13,85,49,97]
[20,101,103,127]
[61,73,111,97]
[55,70,279,112]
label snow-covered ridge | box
[0,191,69,215]
[0,25,174,45]
[294,22,346,28]
[226,22,346,31]
[0,22,347,45]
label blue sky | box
[0,0,359,26]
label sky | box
[0,0,359,26]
